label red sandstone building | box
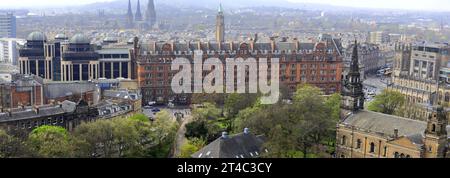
[133,38,344,105]
[0,74,44,109]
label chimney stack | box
[7,109,12,117]
[394,128,399,139]
[33,106,40,114]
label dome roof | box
[27,31,47,41]
[55,33,68,40]
[70,33,90,44]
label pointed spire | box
[350,40,360,74]
[127,0,132,15]
[135,0,143,21]
[145,0,157,27]
[126,0,134,27]
[218,3,224,13]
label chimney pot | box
[394,128,399,138]
[7,109,12,117]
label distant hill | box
[79,0,362,12]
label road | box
[142,106,193,157]
[362,75,392,104]
[172,114,193,158]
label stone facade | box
[337,42,449,158]
[133,38,344,105]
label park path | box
[171,114,193,158]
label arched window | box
[356,139,362,149]
[400,153,405,158]
[369,142,375,153]
[432,124,436,132]
[394,152,400,158]
[406,155,411,158]
[341,135,347,146]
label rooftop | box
[342,110,450,141]
[192,130,266,158]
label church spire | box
[340,40,364,114]
[350,40,360,75]
[145,0,157,27]
[135,0,143,21]
[126,0,134,28]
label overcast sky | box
[288,0,450,11]
[0,0,449,11]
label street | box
[142,105,193,158]
[143,106,191,122]
[363,75,391,103]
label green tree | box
[186,103,225,142]
[0,130,23,158]
[148,110,179,158]
[224,93,258,118]
[234,85,337,158]
[111,118,142,157]
[179,137,206,158]
[325,93,341,121]
[26,126,73,158]
[73,119,116,158]
[368,89,406,115]
[129,113,149,122]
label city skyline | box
[0,0,449,12]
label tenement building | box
[133,37,344,105]
[337,42,449,158]
[0,74,44,109]
[390,42,450,120]
[0,100,98,136]
[344,42,382,75]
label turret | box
[423,106,448,158]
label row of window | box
[15,117,64,130]
[281,76,337,82]
[341,135,416,158]
[144,63,338,71]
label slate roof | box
[44,82,97,99]
[103,90,140,101]
[0,100,76,123]
[140,40,340,54]
[192,132,267,158]
[342,110,450,140]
